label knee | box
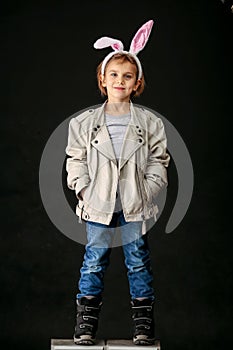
[82,248,110,272]
[81,264,104,273]
[124,254,151,273]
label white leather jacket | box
[65,102,170,225]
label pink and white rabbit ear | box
[129,19,154,55]
[93,37,124,51]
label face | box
[101,59,141,103]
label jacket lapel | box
[91,102,145,169]
[90,103,117,165]
[91,124,117,165]
[118,104,145,170]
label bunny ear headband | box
[93,19,154,80]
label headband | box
[93,19,154,80]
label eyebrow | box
[109,70,134,74]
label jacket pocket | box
[81,182,92,204]
[137,167,152,204]
[143,178,153,203]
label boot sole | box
[74,335,95,345]
[133,336,156,346]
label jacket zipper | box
[136,167,146,220]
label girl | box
[65,20,170,346]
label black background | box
[1,1,232,349]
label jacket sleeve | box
[145,117,170,198]
[65,117,90,200]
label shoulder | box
[68,105,102,127]
[133,104,164,127]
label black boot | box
[74,296,102,345]
[131,299,155,345]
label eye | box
[110,72,117,77]
[125,74,133,80]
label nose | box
[117,76,124,84]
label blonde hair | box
[96,53,145,97]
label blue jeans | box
[77,211,154,301]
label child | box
[65,20,170,346]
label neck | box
[105,101,130,116]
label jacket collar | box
[91,101,145,169]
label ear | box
[101,74,107,87]
[129,20,154,55]
[133,79,141,91]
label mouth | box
[114,87,125,90]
